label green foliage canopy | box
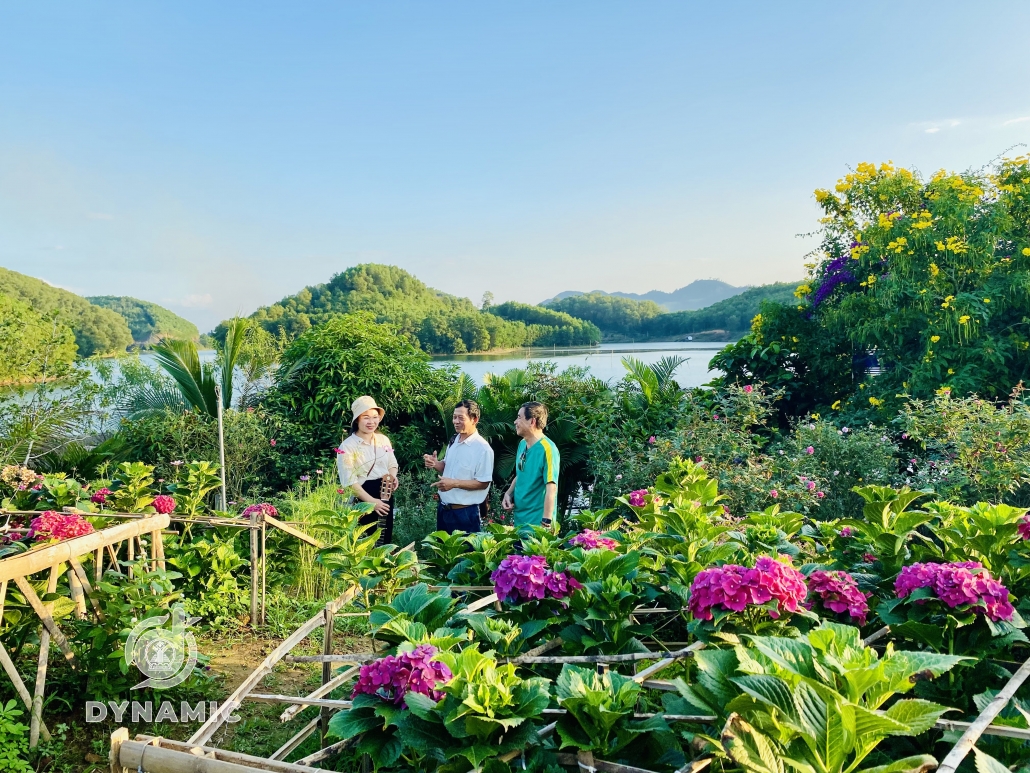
[87,295,199,344]
[0,294,77,383]
[0,267,132,356]
[235,263,596,354]
[544,292,665,337]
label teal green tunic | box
[512,436,560,528]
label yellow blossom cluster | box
[794,284,812,299]
[935,236,968,254]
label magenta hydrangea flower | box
[839,526,854,537]
[627,490,647,507]
[688,556,807,621]
[895,562,1014,622]
[28,511,94,542]
[352,645,453,706]
[242,503,279,519]
[152,495,176,514]
[568,530,619,551]
[1019,515,1030,541]
[90,487,112,506]
[491,554,582,604]
[806,570,869,625]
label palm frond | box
[621,356,658,402]
[218,317,251,408]
[119,384,191,419]
[651,355,688,388]
[152,339,215,414]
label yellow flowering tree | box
[719,156,1030,420]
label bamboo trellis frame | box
[0,513,170,748]
[106,578,1030,771]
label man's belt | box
[441,502,479,510]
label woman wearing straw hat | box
[336,396,400,545]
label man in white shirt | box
[423,399,494,533]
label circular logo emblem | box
[125,607,199,690]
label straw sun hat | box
[351,395,386,422]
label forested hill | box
[545,279,745,312]
[0,267,132,356]
[88,296,199,345]
[238,263,599,354]
[545,282,799,339]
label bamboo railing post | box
[152,529,166,572]
[68,567,86,619]
[320,603,334,747]
[261,519,267,626]
[29,565,60,747]
[937,653,1030,773]
[250,509,259,627]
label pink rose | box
[769,489,778,499]
[743,384,753,393]
[806,446,814,455]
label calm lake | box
[121,341,730,389]
[432,341,730,386]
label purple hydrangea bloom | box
[568,530,619,551]
[352,645,452,706]
[806,570,869,625]
[894,562,1014,622]
[627,489,647,507]
[491,554,582,604]
[688,556,808,621]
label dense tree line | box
[0,294,77,383]
[0,267,132,356]
[545,283,798,339]
[235,263,599,354]
[88,296,199,344]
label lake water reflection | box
[431,341,730,386]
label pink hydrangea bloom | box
[90,487,112,505]
[352,645,453,706]
[491,554,582,604]
[688,556,807,621]
[806,570,869,625]
[895,562,1014,621]
[627,490,647,507]
[568,530,619,551]
[28,511,94,542]
[1018,515,1030,541]
[743,384,753,393]
[152,495,176,514]
[242,503,279,519]
[839,526,854,537]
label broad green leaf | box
[327,707,381,739]
[972,748,1012,773]
[721,713,785,773]
[731,675,801,728]
[885,699,952,735]
[853,705,911,738]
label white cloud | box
[87,212,114,220]
[925,127,940,134]
[176,293,214,308]
[1003,116,1030,126]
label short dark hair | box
[519,401,548,430]
[455,399,481,421]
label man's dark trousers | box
[436,503,482,534]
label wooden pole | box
[261,519,267,627]
[320,603,334,747]
[280,665,360,722]
[29,565,60,747]
[94,547,102,586]
[13,575,77,665]
[270,717,320,761]
[249,509,259,627]
[0,640,51,741]
[937,653,1030,773]
[117,737,324,773]
[68,566,86,619]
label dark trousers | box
[436,503,482,534]
[360,478,394,546]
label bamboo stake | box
[270,717,320,761]
[634,642,705,683]
[68,567,86,618]
[134,735,328,773]
[320,603,334,747]
[264,515,322,549]
[106,543,120,574]
[281,665,361,722]
[13,575,76,664]
[118,738,323,773]
[94,547,102,586]
[863,626,890,645]
[247,695,353,710]
[68,556,104,619]
[295,737,357,766]
[261,519,267,626]
[29,566,60,747]
[0,640,51,741]
[152,529,166,571]
[249,509,259,627]
[937,652,1030,773]
[464,592,500,613]
[284,653,375,664]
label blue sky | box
[2,2,1029,332]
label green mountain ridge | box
[545,282,800,339]
[0,267,132,356]
[87,295,199,345]
[232,263,600,354]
